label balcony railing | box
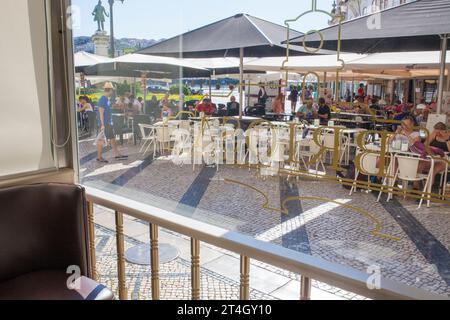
[85,186,447,300]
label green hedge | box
[170,85,191,96]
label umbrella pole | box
[447,66,450,91]
[144,77,148,107]
[247,80,251,107]
[209,76,212,98]
[239,47,244,119]
[437,34,448,114]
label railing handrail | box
[85,186,448,300]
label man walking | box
[96,82,128,163]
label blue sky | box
[72,0,336,39]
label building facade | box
[333,0,414,21]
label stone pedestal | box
[91,31,109,57]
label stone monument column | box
[92,31,110,57]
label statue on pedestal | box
[92,0,109,32]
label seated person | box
[428,122,450,153]
[388,116,420,148]
[296,99,317,121]
[272,94,285,114]
[226,96,240,117]
[161,105,173,118]
[428,101,437,113]
[129,95,143,115]
[317,97,331,125]
[114,92,130,110]
[196,97,215,115]
[416,99,427,111]
[353,105,362,114]
[416,122,450,191]
[369,97,381,112]
[78,96,94,113]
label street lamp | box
[108,0,124,58]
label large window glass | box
[0,0,54,178]
[72,0,450,299]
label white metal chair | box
[322,131,349,166]
[155,125,172,154]
[179,120,192,132]
[296,138,326,175]
[349,150,392,202]
[138,124,157,158]
[388,154,433,209]
[192,122,222,171]
[171,127,192,167]
[345,129,368,165]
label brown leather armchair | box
[0,183,114,300]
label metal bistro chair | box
[171,125,193,167]
[138,124,157,158]
[349,150,392,201]
[194,121,222,171]
[155,123,174,154]
[133,115,152,145]
[322,130,350,166]
[270,125,290,167]
[296,137,326,175]
[112,114,132,146]
[388,154,433,209]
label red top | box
[357,88,365,97]
[196,103,215,115]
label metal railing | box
[85,186,447,300]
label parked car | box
[189,88,204,95]
[147,85,169,93]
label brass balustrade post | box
[115,211,128,300]
[191,238,201,300]
[240,255,250,300]
[87,201,97,280]
[300,275,312,300]
[150,223,160,300]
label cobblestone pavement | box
[79,135,450,299]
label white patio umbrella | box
[346,51,450,70]
[74,51,112,73]
[244,54,365,73]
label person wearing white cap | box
[96,82,128,163]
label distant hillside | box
[73,36,162,54]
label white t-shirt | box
[116,97,130,106]
[79,103,93,112]
[132,100,143,113]
[416,103,427,110]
